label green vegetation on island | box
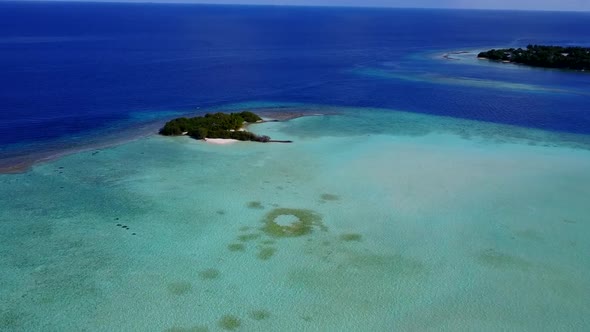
[159,111,272,142]
[477,45,590,71]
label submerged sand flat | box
[1,106,589,331]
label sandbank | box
[204,138,240,145]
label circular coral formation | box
[262,208,325,237]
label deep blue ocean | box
[1,2,589,159]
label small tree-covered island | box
[477,45,590,71]
[160,111,279,142]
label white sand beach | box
[204,138,240,144]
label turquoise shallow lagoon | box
[1,105,590,331]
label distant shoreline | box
[477,45,590,71]
[440,46,590,72]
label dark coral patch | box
[228,243,246,252]
[249,310,271,321]
[257,247,276,260]
[199,268,220,280]
[167,281,192,295]
[238,233,261,242]
[340,233,362,242]
[218,315,241,330]
[247,201,264,209]
[320,193,340,201]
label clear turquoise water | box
[2,105,589,331]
